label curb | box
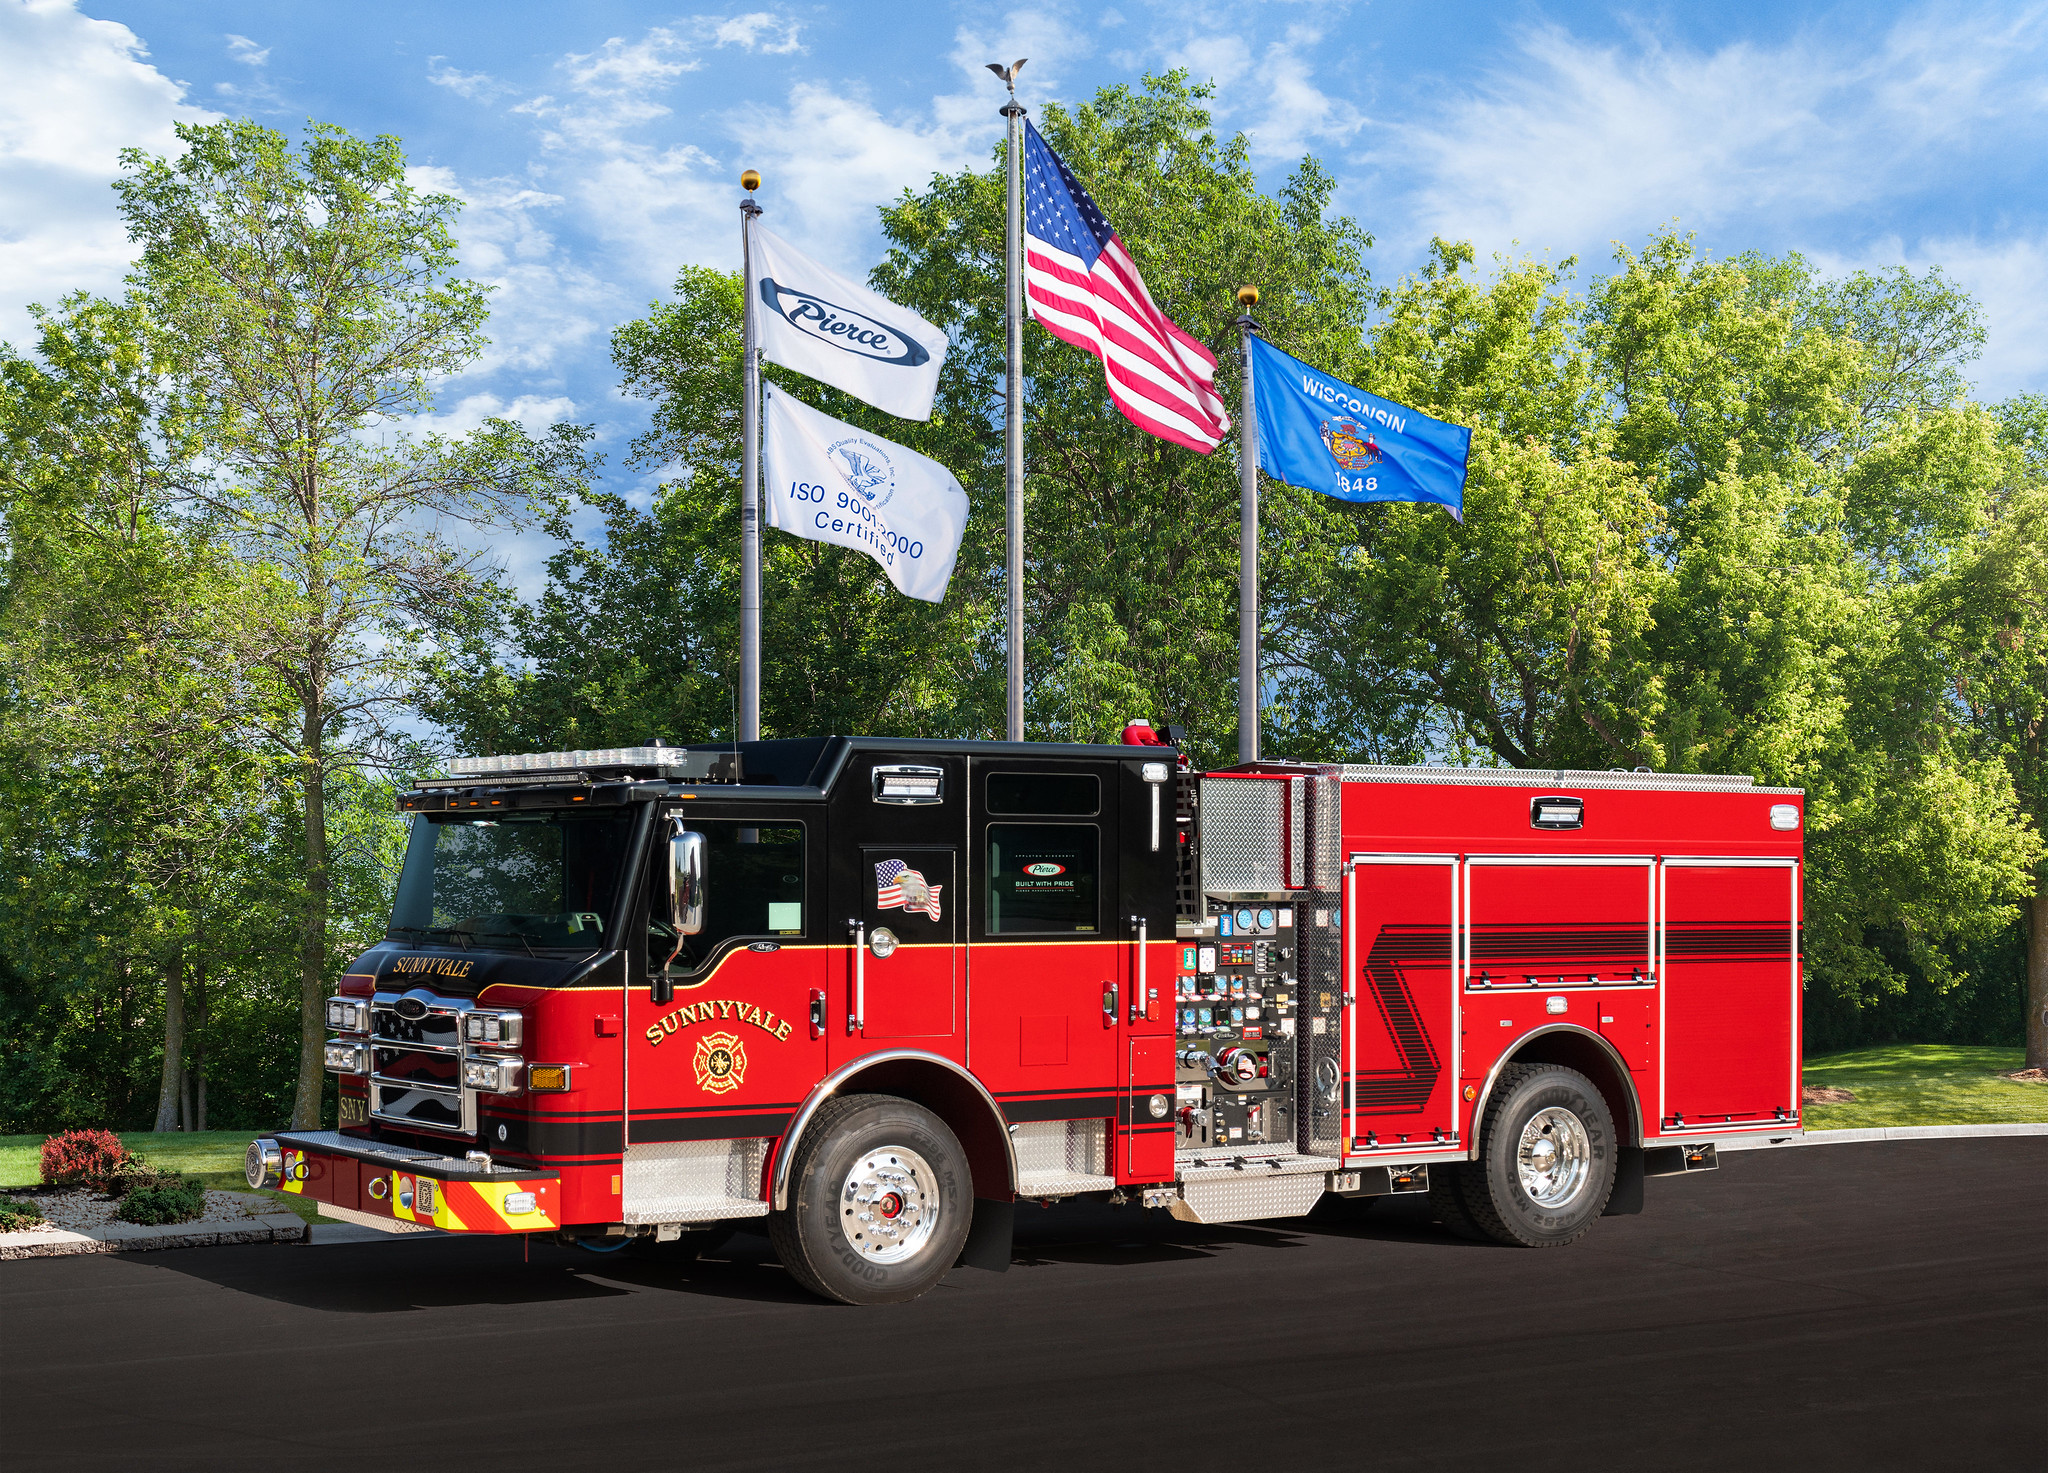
[1719,1122,2048,1152]
[0,1192,308,1261]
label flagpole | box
[739,170,763,743]
[1235,285,1260,764]
[994,59,1027,743]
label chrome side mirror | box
[669,825,706,936]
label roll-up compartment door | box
[1345,857,1459,1152]
[1661,862,1798,1126]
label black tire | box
[768,1093,972,1306]
[1460,1063,1616,1247]
[1427,1161,1489,1241]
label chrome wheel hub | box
[841,1145,940,1264]
[1516,1106,1591,1208]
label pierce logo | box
[693,1031,746,1094]
[760,279,932,368]
[1023,862,1066,877]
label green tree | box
[0,291,280,1132]
[113,119,595,1127]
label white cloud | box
[409,391,579,437]
[563,29,702,96]
[0,0,217,349]
[224,33,268,67]
[712,13,804,55]
[1818,233,2048,402]
[1379,8,2048,257]
[427,58,509,102]
[405,165,614,378]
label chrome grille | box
[369,989,477,1136]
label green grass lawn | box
[0,1129,336,1226]
[1803,1045,2048,1129]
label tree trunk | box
[292,696,331,1129]
[180,1066,194,1132]
[153,945,184,1131]
[193,961,208,1132]
[2027,872,2046,1069]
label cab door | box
[856,845,957,1039]
[625,814,827,1171]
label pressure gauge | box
[1236,908,1254,931]
[1257,908,1275,930]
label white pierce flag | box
[751,224,948,421]
[762,384,968,603]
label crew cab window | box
[987,824,1098,934]
[987,772,1098,815]
[651,822,806,975]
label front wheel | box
[768,1093,971,1305]
[1457,1063,1616,1247]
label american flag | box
[1022,121,1231,454]
[875,859,942,921]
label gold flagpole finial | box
[1236,285,1259,307]
[741,169,761,193]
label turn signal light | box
[527,1065,572,1092]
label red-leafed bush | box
[39,1129,128,1191]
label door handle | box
[809,988,826,1040]
[849,919,865,1034]
[1102,981,1118,1027]
[1130,913,1147,1023]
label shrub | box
[115,1176,206,1226]
[0,1196,45,1232]
[39,1128,128,1191]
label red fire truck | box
[250,737,1804,1304]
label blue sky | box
[4,0,2045,587]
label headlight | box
[325,997,370,1032]
[245,1138,282,1190]
[323,1040,369,1073]
[462,1010,522,1046]
[462,1056,523,1094]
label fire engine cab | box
[250,736,1804,1304]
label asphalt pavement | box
[2,1137,2041,1471]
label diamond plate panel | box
[622,1138,771,1224]
[1170,1156,1328,1223]
[1200,777,1285,894]
[1288,777,1307,888]
[1011,1119,1106,1177]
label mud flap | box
[958,1197,1014,1272]
[1605,1146,1645,1216]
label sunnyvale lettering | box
[645,997,793,1047]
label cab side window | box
[650,822,805,975]
[986,823,1098,934]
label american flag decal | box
[875,859,942,921]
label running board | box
[1169,1151,1335,1224]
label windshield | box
[390,811,637,952]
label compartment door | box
[1344,855,1460,1154]
[857,846,958,1041]
[1660,860,1799,1127]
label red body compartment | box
[1337,774,1802,1163]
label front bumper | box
[257,1130,561,1233]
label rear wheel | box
[768,1093,971,1305]
[1459,1063,1616,1247]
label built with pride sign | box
[1248,335,1470,520]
